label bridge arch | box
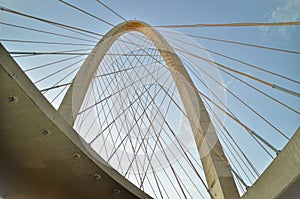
[58,20,239,199]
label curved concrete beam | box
[58,20,239,199]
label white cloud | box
[261,0,300,41]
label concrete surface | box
[0,43,149,199]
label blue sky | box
[0,0,299,198]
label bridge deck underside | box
[241,127,300,199]
[0,44,144,199]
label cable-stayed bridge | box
[0,1,299,199]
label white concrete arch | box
[58,20,239,199]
